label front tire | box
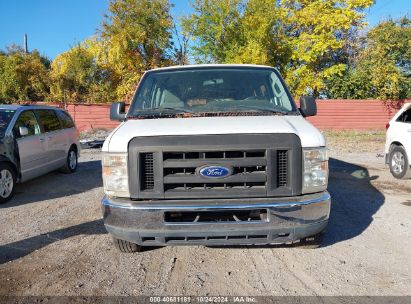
[0,163,16,204]
[61,147,78,173]
[112,237,143,253]
[389,145,411,179]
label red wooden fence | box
[31,99,410,132]
[65,104,120,132]
[305,99,407,130]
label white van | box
[101,64,330,252]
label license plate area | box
[164,209,269,224]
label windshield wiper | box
[234,106,289,115]
[133,107,193,114]
[128,107,194,118]
[153,107,193,113]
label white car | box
[385,103,411,179]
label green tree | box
[100,0,174,100]
[326,68,372,99]
[183,0,373,98]
[228,0,291,71]
[282,0,373,97]
[327,17,411,100]
[182,0,243,63]
[0,46,50,103]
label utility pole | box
[24,33,28,53]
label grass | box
[322,129,386,153]
[322,130,386,142]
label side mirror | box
[110,102,126,121]
[299,96,317,117]
[19,126,29,137]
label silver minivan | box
[0,105,80,203]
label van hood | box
[103,115,325,152]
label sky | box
[0,0,409,59]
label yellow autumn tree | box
[99,0,174,101]
[50,41,116,103]
[184,0,374,97]
[283,0,374,97]
[327,17,411,100]
[0,46,50,103]
[182,0,243,63]
[229,0,290,71]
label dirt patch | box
[402,200,411,207]
[372,180,411,194]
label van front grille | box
[277,150,288,187]
[163,150,265,160]
[128,134,302,199]
[162,149,267,196]
[140,152,154,191]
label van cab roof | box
[148,64,276,73]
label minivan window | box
[35,110,61,132]
[56,110,75,128]
[397,109,411,123]
[13,111,41,138]
[128,68,297,118]
[0,109,16,138]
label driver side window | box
[13,110,41,138]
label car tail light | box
[385,123,390,130]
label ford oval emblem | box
[199,165,232,179]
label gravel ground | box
[0,132,410,296]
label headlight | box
[102,153,130,197]
[302,147,329,194]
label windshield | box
[128,67,297,118]
[0,109,16,138]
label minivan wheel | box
[61,147,78,173]
[0,163,16,204]
[112,237,143,253]
[389,146,411,179]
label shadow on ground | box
[210,158,385,250]
[0,219,106,264]
[1,160,102,208]
[322,157,385,247]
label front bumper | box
[101,191,331,246]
